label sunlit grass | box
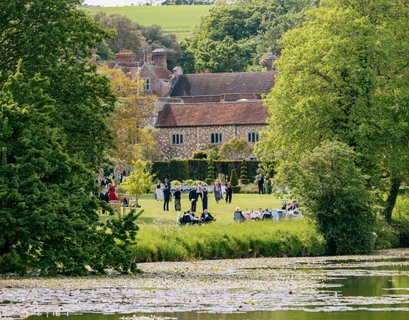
[84,5,211,39]
[113,193,325,262]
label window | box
[143,78,151,92]
[172,134,184,145]
[210,133,223,144]
[247,132,259,143]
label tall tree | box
[99,66,161,164]
[181,0,317,72]
[0,0,139,274]
[93,12,145,60]
[256,0,409,222]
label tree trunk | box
[384,178,401,223]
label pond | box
[1,249,409,320]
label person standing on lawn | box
[189,186,198,212]
[163,185,171,211]
[225,181,233,204]
[202,187,209,211]
[174,186,181,211]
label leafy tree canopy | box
[92,13,182,70]
[219,137,253,160]
[180,0,318,72]
[99,66,162,164]
[256,0,409,222]
[0,0,139,274]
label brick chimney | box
[152,48,167,69]
[115,50,136,63]
[142,46,152,64]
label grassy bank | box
[133,219,325,262]
[85,5,211,39]
[114,193,326,262]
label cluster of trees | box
[0,0,139,274]
[256,0,409,254]
[180,0,318,73]
[93,12,182,70]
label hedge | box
[151,159,272,182]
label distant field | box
[85,5,211,39]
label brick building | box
[99,47,277,159]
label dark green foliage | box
[207,159,215,183]
[0,68,138,274]
[240,160,249,184]
[151,161,169,181]
[193,151,207,159]
[168,159,189,181]
[181,0,318,72]
[188,159,208,180]
[230,169,238,186]
[0,0,139,274]
[151,159,268,182]
[285,141,375,255]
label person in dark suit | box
[189,186,198,212]
[225,182,233,203]
[163,186,171,211]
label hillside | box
[85,5,211,39]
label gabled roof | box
[156,101,268,128]
[139,64,172,80]
[168,71,276,97]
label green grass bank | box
[115,193,326,262]
[84,5,211,39]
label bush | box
[168,159,189,181]
[230,169,238,186]
[240,183,259,193]
[283,141,376,255]
[207,159,215,182]
[240,160,249,184]
[193,151,207,159]
[232,186,241,193]
[188,159,208,180]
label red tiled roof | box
[156,101,268,128]
[169,71,276,97]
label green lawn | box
[102,193,324,262]
[84,5,211,39]
[133,193,285,225]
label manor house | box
[99,48,277,159]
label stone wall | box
[156,124,266,159]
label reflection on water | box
[324,274,409,297]
[29,310,409,320]
[5,250,409,320]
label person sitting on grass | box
[234,206,246,221]
[201,209,216,223]
[285,200,300,220]
[179,209,201,225]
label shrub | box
[232,186,241,193]
[188,159,208,180]
[207,159,215,182]
[193,151,207,159]
[282,140,376,255]
[230,169,238,186]
[240,160,249,184]
[168,159,189,181]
